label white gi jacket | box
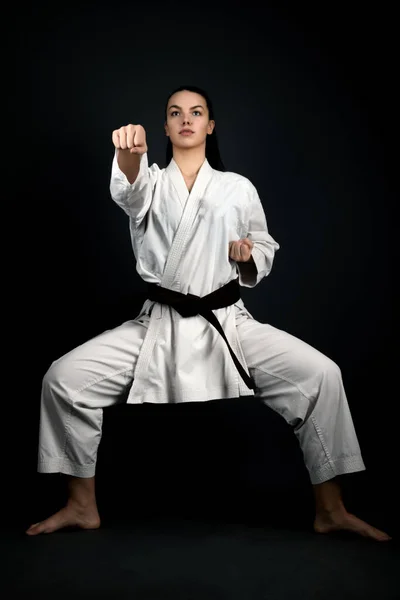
[110,152,280,404]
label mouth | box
[179,130,194,135]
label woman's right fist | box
[112,124,148,155]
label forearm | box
[117,149,141,184]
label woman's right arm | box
[110,124,159,223]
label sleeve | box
[237,181,280,288]
[109,149,160,225]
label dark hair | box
[164,85,226,171]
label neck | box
[172,144,206,177]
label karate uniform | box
[37,152,366,484]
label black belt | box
[146,278,256,391]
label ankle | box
[67,496,97,511]
[313,478,346,515]
[316,502,346,516]
[66,476,96,507]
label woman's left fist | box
[229,238,254,263]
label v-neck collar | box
[166,157,213,207]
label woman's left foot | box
[314,509,391,541]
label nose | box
[182,114,192,125]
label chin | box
[174,139,198,148]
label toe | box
[375,530,392,542]
[26,522,42,535]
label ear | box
[164,121,169,137]
[208,120,215,134]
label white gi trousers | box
[37,313,366,485]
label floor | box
[8,401,398,598]
[4,499,398,600]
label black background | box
[9,1,398,532]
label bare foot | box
[314,508,391,542]
[26,501,101,536]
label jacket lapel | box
[162,157,214,289]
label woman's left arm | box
[235,181,280,288]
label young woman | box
[26,86,390,541]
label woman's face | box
[165,90,215,150]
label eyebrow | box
[168,104,205,111]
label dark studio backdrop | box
[11,1,397,531]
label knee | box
[42,358,67,394]
[321,357,342,379]
[306,351,342,383]
[316,357,344,397]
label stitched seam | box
[314,454,362,467]
[60,402,73,472]
[61,366,133,468]
[38,459,95,467]
[251,365,316,402]
[311,455,365,479]
[311,415,333,462]
[70,366,134,401]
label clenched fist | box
[229,238,254,263]
[112,124,148,155]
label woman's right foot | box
[26,501,101,535]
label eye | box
[171,111,179,117]
[193,111,201,116]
